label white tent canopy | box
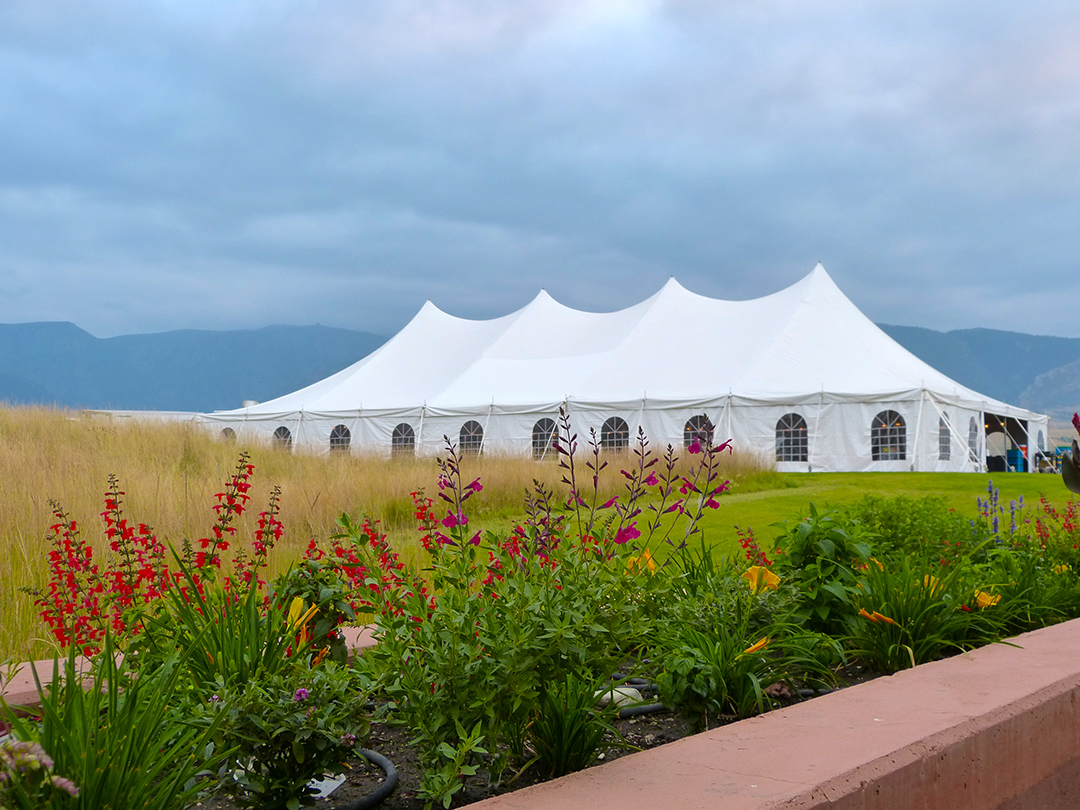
[198,265,1049,472]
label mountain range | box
[1,321,1078,427]
[0,322,385,413]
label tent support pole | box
[418,406,426,456]
[809,390,823,473]
[482,401,493,454]
[725,392,733,445]
[912,389,926,472]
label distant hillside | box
[879,324,1080,426]
[2,319,1078,422]
[0,323,385,413]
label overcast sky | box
[1,0,1079,339]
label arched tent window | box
[392,423,415,457]
[938,415,951,461]
[871,411,905,461]
[460,420,484,455]
[330,424,351,452]
[220,427,236,442]
[968,417,980,463]
[272,426,293,451]
[600,417,629,450]
[684,415,714,449]
[776,413,808,462]
[532,418,557,460]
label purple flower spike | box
[294,688,310,701]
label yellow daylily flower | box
[923,574,940,592]
[974,590,1000,609]
[858,607,897,626]
[1053,564,1071,574]
[869,557,884,571]
[743,565,780,593]
[626,549,656,575]
[742,636,770,655]
[287,597,320,646]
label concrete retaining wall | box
[473,617,1080,810]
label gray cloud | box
[0,0,1078,338]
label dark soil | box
[194,709,693,810]
[195,665,884,810]
[339,709,695,810]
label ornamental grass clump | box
[846,554,992,672]
[1,637,231,810]
[526,672,625,778]
[653,560,839,730]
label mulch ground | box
[195,664,883,810]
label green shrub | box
[204,663,369,810]
[840,494,987,563]
[773,505,874,635]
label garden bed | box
[9,437,1080,810]
[194,709,695,810]
[194,664,884,810]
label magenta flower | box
[614,524,641,544]
[600,497,619,509]
[442,511,468,528]
[687,440,702,455]
[643,473,659,487]
[468,532,481,546]
[467,478,483,493]
[705,497,721,509]
[293,688,309,701]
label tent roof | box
[230,265,1036,417]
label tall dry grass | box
[0,406,775,660]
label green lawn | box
[467,471,1072,564]
[698,471,1070,554]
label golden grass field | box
[0,405,779,660]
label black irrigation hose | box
[337,748,399,810]
[617,702,667,719]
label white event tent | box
[198,265,1048,473]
